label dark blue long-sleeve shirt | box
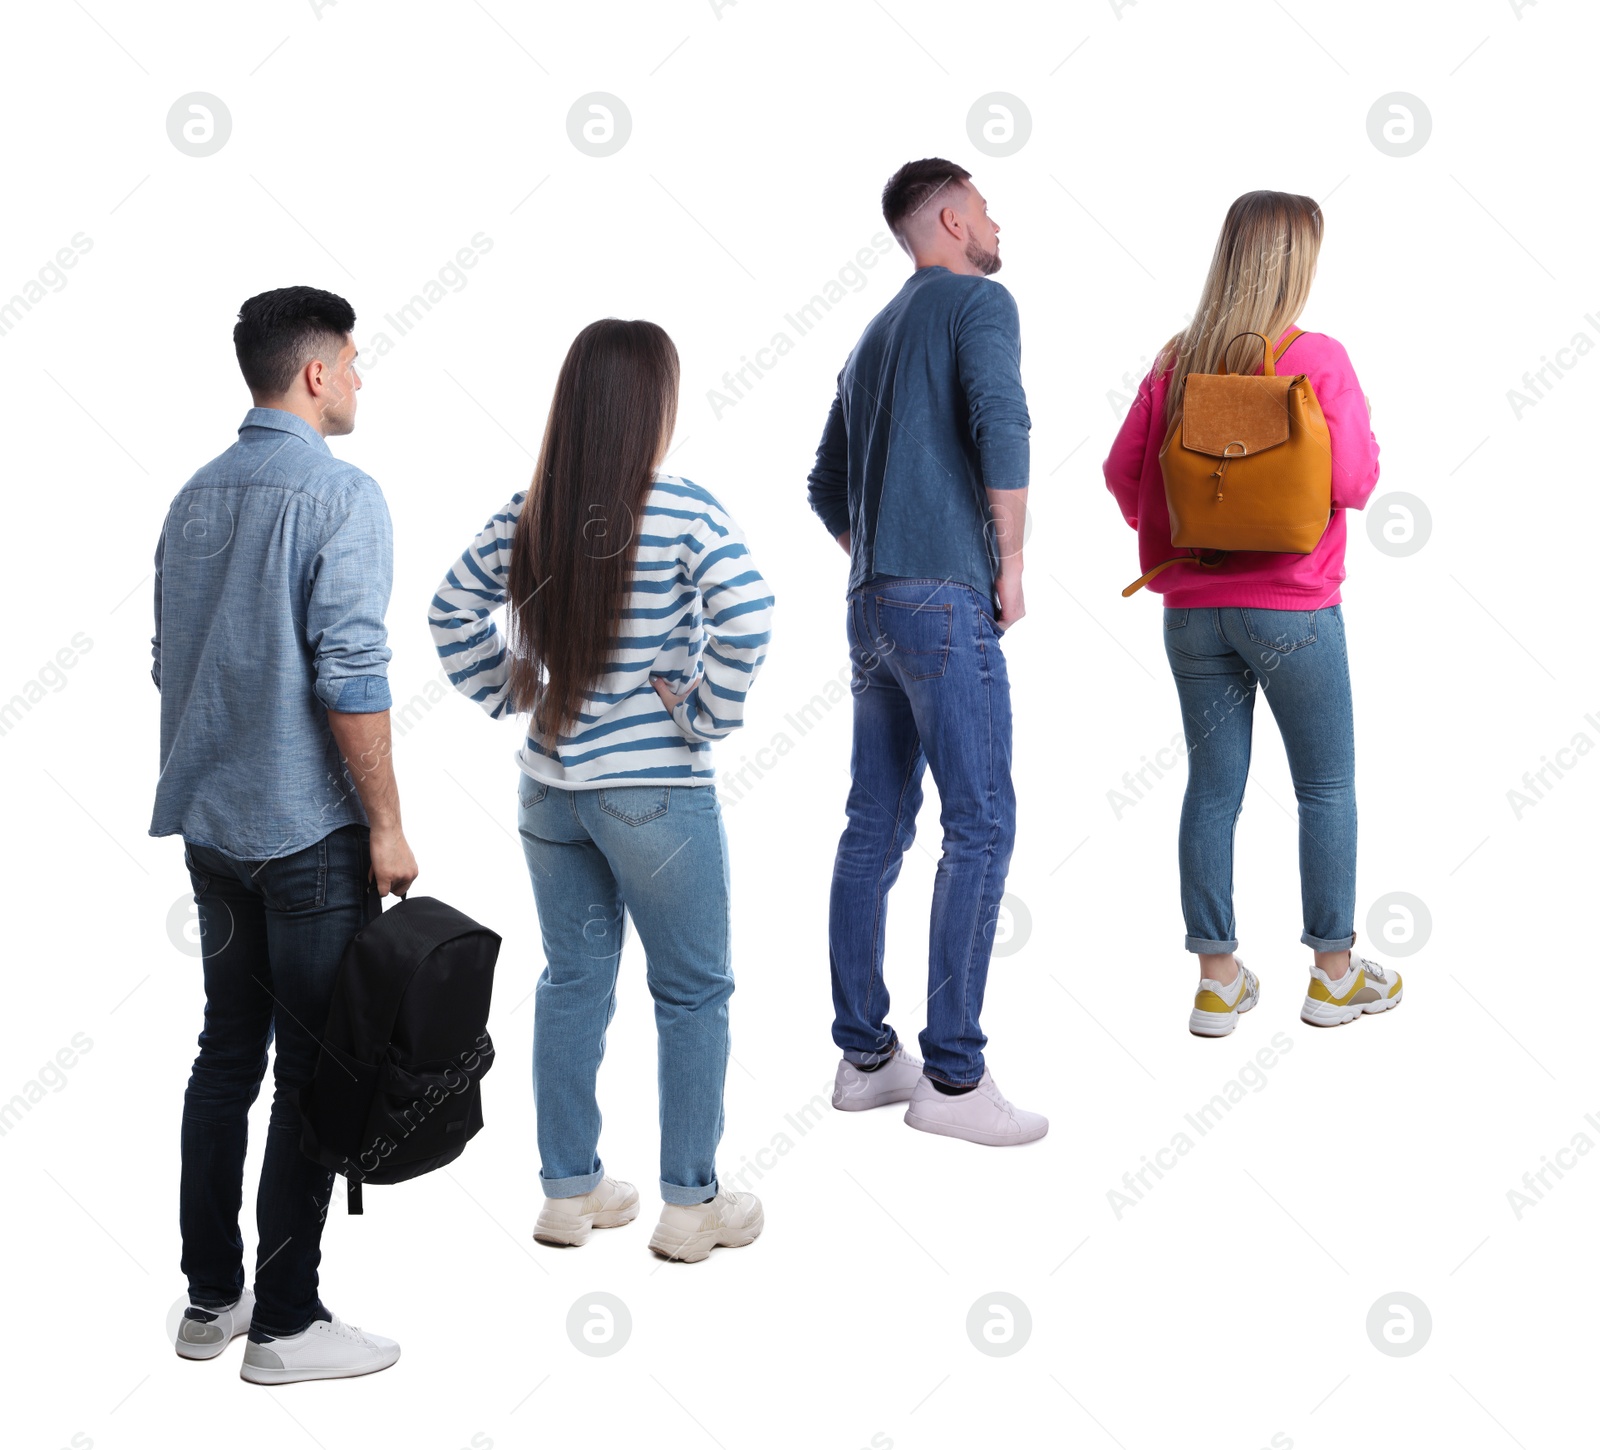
[806,266,1031,601]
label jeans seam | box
[869,740,924,1036]
[954,619,1000,1077]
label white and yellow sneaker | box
[1301,954,1403,1027]
[1189,960,1259,1037]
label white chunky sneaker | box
[648,1190,764,1264]
[1190,959,1259,1037]
[174,1290,255,1361]
[903,1070,1048,1146]
[833,1043,924,1111]
[534,1176,641,1247]
[1301,953,1404,1027]
[239,1314,400,1385]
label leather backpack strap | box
[1123,550,1228,597]
[1122,557,1187,596]
[1272,327,1305,362]
[1218,331,1276,377]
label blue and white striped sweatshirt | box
[430,474,774,788]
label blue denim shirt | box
[150,408,394,860]
[806,266,1031,602]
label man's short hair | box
[881,158,973,239]
[233,286,356,398]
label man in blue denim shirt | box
[808,159,1046,1148]
[151,287,416,1384]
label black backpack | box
[300,895,501,1213]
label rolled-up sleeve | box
[956,282,1031,492]
[307,476,393,713]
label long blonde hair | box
[1161,191,1323,430]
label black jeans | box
[179,825,376,1337]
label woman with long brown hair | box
[430,319,774,1262]
[1104,191,1403,1038]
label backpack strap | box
[1122,550,1227,597]
[1273,328,1305,362]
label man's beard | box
[964,238,1001,275]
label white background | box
[2,1,1595,1447]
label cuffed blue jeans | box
[517,776,732,1206]
[828,578,1016,1087]
[1163,605,1357,955]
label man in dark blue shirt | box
[808,158,1046,1148]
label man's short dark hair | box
[881,158,973,238]
[233,286,356,398]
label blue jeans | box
[1163,606,1357,954]
[828,578,1016,1087]
[516,777,732,1206]
[180,825,377,1337]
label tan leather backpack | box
[1123,329,1332,596]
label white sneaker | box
[648,1190,764,1264]
[534,1175,640,1247]
[174,1290,255,1360]
[1189,959,1259,1037]
[1301,953,1403,1027]
[903,1070,1048,1146]
[239,1314,400,1385]
[833,1043,924,1111]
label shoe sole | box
[647,1204,765,1264]
[1189,980,1258,1037]
[240,1348,401,1385]
[832,1086,918,1112]
[175,1336,236,1361]
[903,1108,1049,1147]
[1301,986,1404,1027]
[534,1200,640,1247]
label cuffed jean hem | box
[1185,935,1239,954]
[661,1177,718,1207]
[841,1034,900,1069]
[921,1065,985,1090]
[540,1166,605,1199]
[1301,930,1357,951]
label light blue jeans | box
[516,775,732,1206]
[1163,606,1357,955]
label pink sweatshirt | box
[1103,327,1380,609]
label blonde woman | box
[1104,191,1403,1036]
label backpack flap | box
[1179,373,1294,457]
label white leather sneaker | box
[239,1314,400,1385]
[903,1070,1048,1146]
[174,1290,255,1360]
[534,1176,641,1247]
[833,1043,924,1111]
[648,1191,764,1264]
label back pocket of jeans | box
[598,786,671,826]
[874,597,952,680]
[1241,608,1317,655]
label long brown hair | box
[507,319,680,739]
[1161,190,1323,430]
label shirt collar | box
[239,407,332,454]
